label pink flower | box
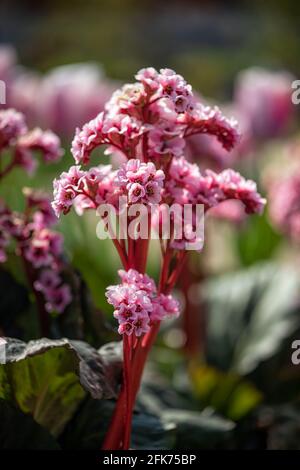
[106,285,138,309]
[23,235,52,268]
[128,183,146,203]
[157,68,194,112]
[102,114,143,158]
[208,200,247,224]
[36,62,115,138]
[0,229,9,263]
[152,293,180,321]
[17,128,64,163]
[118,268,156,293]
[52,164,115,217]
[23,188,57,227]
[14,148,37,175]
[34,269,61,292]
[106,268,180,336]
[135,67,194,113]
[106,83,147,118]
[148,127,185,158]
[71,112,105,164]
[0,247,7,263]
[118,322,135,336]
[0,109,27,148]
[235,67,294,139]
[132,313,150,336]
[135,67,159,92]
[44,284,72,313]
[268,170,300,242]
[117,159,165,205]
[23,228,63,268]
[114,303,138,323]
[168,156,201,196]
[179,104,240,152]
[148,97,178,123]
[193,169,266,214]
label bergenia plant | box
[0,108,71,335]
[52,67,266,449]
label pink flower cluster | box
[52,164,117,216]
[70,67,239,167]
[0,190,72,314]
[0,108,27,147]
[0,108,63,175]
[117,159,165,204]
[106,268,179,336]
[34,270,72,314]
[268,170,300,242]
[235,67,294,140]
[52,67,266,334]
[165,156,266,214]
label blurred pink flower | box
[235,67,294,139]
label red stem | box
[0,158,16,180]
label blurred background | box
[1,0,300,451]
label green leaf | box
[161,409,235,449]
[0,338,122,437]
[190,365,263,421]
[203,262,300,375]
[0,399,60,449]
[236,207,281,266]
[60,398,176,450]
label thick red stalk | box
[102,239,185,450]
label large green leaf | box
[161,409,235,449]
[134,378,235,449]
[203,263,300,375]
[0,338,122,437]
[190,365,263,421]
[0,399,60,449]
[236,213,281,266]
[60,398,175,450]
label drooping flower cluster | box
[165,156,265,213]
[70,67,239,168]
[52,164,117,216]
[0,107,70,314]
[0,189,72,313]
[106,268,179,336]
[0,108,63,175]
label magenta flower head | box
[16,128,64,163]
[0,108,27,148]
[235,67,294,140]
[106,268,179,336]
[0,108,64,177]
